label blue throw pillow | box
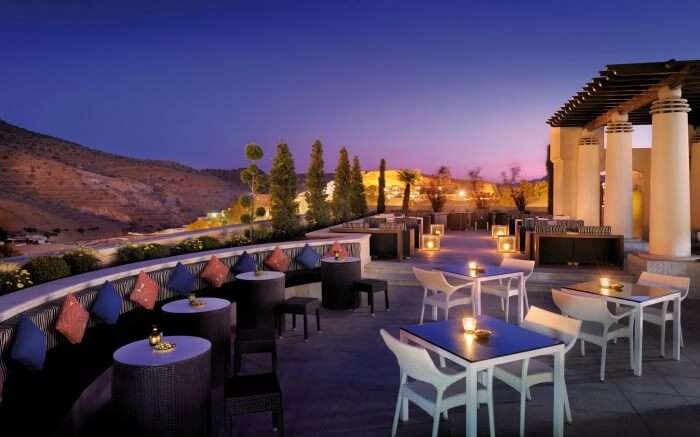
[296,244,321,269]
[232,252,257,275]
[92,282,123,324]
[10,315,47,370]
[167,262,195,296]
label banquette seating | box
[0,239,359,436]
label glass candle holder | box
[468,261,477,270]
[600,277,611,289]
[462,317,476,333]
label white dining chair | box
[480,258,535,322]
[412,267,473,324]
[493,306,581,437]
[634,271,690,356]
[380,329,495,437]
[552,288,635,381]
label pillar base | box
[634,252,700,262]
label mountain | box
[0,120,244,240]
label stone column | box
[604,112,633,238]
[550,127,582,218]
[691,129,700,235]
[576,133,601,225]
[649,86,691,257]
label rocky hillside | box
[0,120,244,239]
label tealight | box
[600,277,611,288]
[468,261,477,270]
[462,317,476,333]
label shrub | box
[198,236,222,250]
[0,243,20,258]
[226,234,252,247]
[174,238,205,254]
[116,244,146,264]
[0,267,33,295]
[141,243,171,259]
[23,256,71,284]
[62,249,101,274]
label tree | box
[240,143,266,239]
[468,167,492,209]
[305,140,331,226]
[350,156,368,217]
[332,147,352,221]
[501,165,538,212]
[269,142,298,235]
[377,158,387,213]
[424,166,451,212]
[397,169,420,216]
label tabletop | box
[113,335,211,367]
[162,297,230,314]
[564,280,680,303]
[401,316,561,363]
[235,271,285,281]
[433,263,523,279]
[321,256,360,264]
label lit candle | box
[427,240,434,249]
[462,317,476,333]
[503,242,511,251]
[468,261,477,270]
[600,277,611,288]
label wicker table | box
[112,336,211,437]
[235,271,285,330]
[321,256,361,309]
[162,297,231,387]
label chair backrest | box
[638,271,690,300]
[380,329,443,384]
[500,258,535,280]
[412,267,457,294]
[522,306,581,352]
[551,288,614,326]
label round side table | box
[162,297,231,386]
[112,336,211,437]
[234,271,285,330]
[321,256,361,309]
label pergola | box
[547,59,700,259]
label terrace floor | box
[228,231,700,436]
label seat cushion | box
[295,244,321,269]
[91,282,123,324]
[232,251,257,275]
[55,294,89,344]
[167,262,195,296]
[10,316,47,370]
[200,255,230,288]
[129,271,158,310]
[264,246,291,272]
[354,278,388,292]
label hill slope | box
[0,120,243,238]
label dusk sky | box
[2,1,700,180]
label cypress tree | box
[377,158,386,213]
[305,140,331,226]
[269,142,299,235]
[350,156,368,217]
[332,147,352,222]
[240,143,264,239]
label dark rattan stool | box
[224,373,284,436]
[233,328,277,376]
[276,297,321,341]
[353,279,390,316]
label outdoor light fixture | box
[497,235,516,253]
[422,234,440,251]
[430,224,445,236]
[491,225,509,239]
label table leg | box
[474,280,482,317]
[673,296,681,361]
[634,306,644,376]
[518,273,525,325]
[553,348,564,437]
[466,365,478,437]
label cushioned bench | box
[0,240,359,436]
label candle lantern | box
[462,317,476,333]
[430,224,445,237]
[491,225,509,239]
[497,235,517,253]
[148,325,162,347]
[422,234,440,251]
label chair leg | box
[420,301,426,324]
[273,405,284,436]
[392,394,402,437]
[580,339,585,356]
[526,387,532,401]
[660,321,666,357]
[523,286,530,310]
[303,312,309,341]
[316,308,321,332]
[402,398,409,421]
[504,296,510,323]
[563,381,573,423]
[600,342,607,382]
[431,399,442,437]
[385,288,390,311]
[432,305,438,321]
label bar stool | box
[353,279,390,316]
[276,297,321,341]
[233,328,277,376]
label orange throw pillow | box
[264,247,291,272]
[325,241,349,258]
[201,255,230,288]
[130,271,158,310]
[55,294,89,344]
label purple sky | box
[1,1,699,180]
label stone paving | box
[229,231,700,436]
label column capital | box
[606,115,633,134]
[651,85,690,115]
